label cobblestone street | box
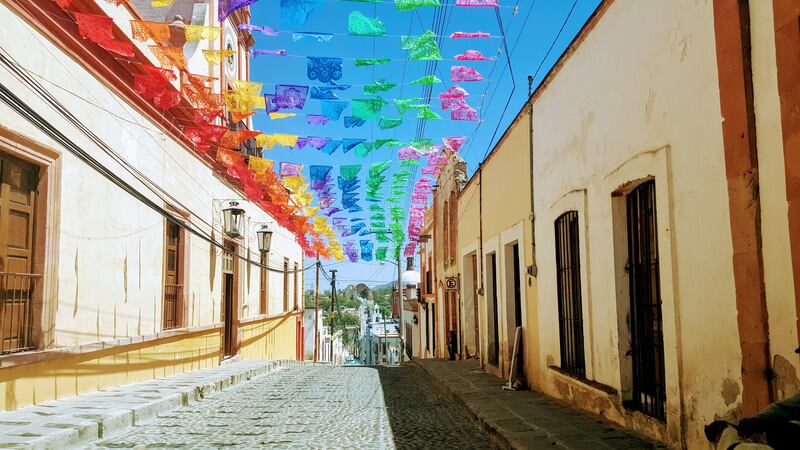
[88,364,493,449]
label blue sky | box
[246,0,601,290]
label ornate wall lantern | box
[256,224,273,254]
[222,201,245,238]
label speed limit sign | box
[445,277,458,291]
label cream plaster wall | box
[748,0,800,400]
[531,0,739,446]
[454,113,539,384]
[0,4,303,350]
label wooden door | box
[163,221,182,330]
[221,242,238,357]
[0,153,38,354]
[471,254,479,355]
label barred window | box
[554,211,585,377]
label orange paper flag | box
[219,130,262,149]
[130,20,170,44]
[149,45,186,70]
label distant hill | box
[372,281,396,290]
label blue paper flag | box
[280,0,323,24]
[344,116,366,128]
[321,101,348,121]
[307,57,343,83]
[342,138,367,153]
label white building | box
[0,0,304,412]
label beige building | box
[455,108,539,384]
[0,0,304,412]
[439,0,800,447]
[419,150,467,360]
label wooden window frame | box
[162,218,185,330]
[293,262,299,311]
[0,129,60,355]
[260,252,268,316]
[283,257,289,312]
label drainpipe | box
[527,75,538,278]
[478,166,485,368]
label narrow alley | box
[88,364,493,449]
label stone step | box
[0,359,300,449]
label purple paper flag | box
[220,0,257,22]
[239,24,279,36]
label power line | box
[0,54,296,274]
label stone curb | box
[0,359,303,449]
[413,360,516,450]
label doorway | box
[505,242,524,380]
[471,254,479,357]
[0,152,39,354]
[626,180,666,419]
[487,252,499,366]
[222,241,238,357]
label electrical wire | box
[0,56,297,274]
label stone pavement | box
[416,358,667,450]
[89,364,493,449]
[0,359,294,449]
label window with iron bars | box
[554,210,586,377]
[625,180,666,420]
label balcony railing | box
[0,272,40,355]
[163,284,183,330]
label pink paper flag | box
[451,66,484,82]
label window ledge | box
[239,310,299,326]
[548,365,618,396]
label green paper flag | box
[364,80,396,94]
[409,138,434,147]
[410,75,441,85]
[351,97,387,120]
[400,159,420,167]
[375,138,402,149]
[378,117,404,130]
[354,58,391,66]
[394,0,440,11]
[394,98,422,115]
[401,30,441,60]
[416,105,441,119]
[348,11,386,36]
[340,165,362,180]
[353,142,376,158]
[376,247,388,261]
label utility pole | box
[527,74,538,277]
[314,257,320,363]
[397,254,404,363]
[329,269,337,364]
[383,310,388,364]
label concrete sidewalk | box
[0,359,297,449]
[416,358,666,450]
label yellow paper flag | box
[185,25,221,42]
[269,112,296,120]
[203,49,236,65]
[248,156,274,175]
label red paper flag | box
[74,13,134,57]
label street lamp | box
[222,200,245,238]
[255,224,273,253]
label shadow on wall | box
[0,328,221,412]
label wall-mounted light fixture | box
[255,224,274,254]
[222,200,245,238]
